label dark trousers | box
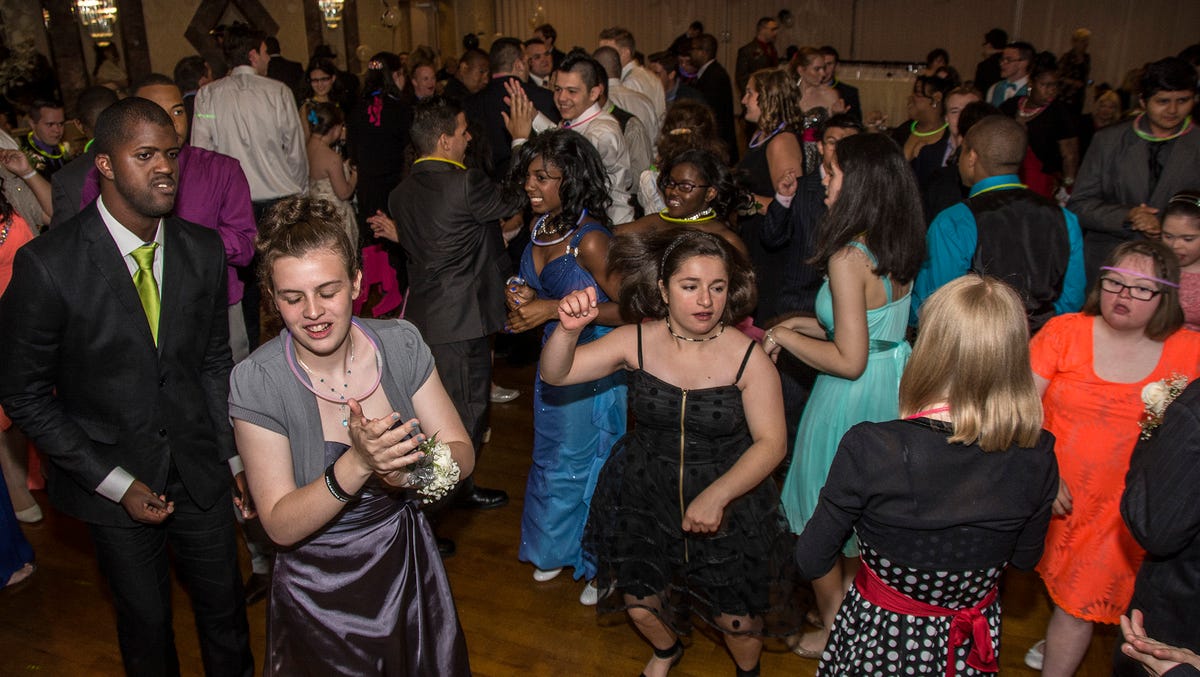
[430,336,492,451]
[429,337,492,490]
[87,466,253,677]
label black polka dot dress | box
[819,542,1004,676]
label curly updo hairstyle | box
[257,196,360,293]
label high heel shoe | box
[533,567,562,582]
[638,639,683,677]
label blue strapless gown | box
[517,222,627,580]
[0,468,34,585]
[781,242,911,555]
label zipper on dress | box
[679,388,688,563]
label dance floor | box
[0,359,1120,675]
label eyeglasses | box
[659,178,711,193]
[309,76,333,84]
[1099,277,1162,301]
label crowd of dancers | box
[1,16,1200,677]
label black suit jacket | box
[694,61,739,163]
[49,150,95,228]
[833,80,862,123]
[465,75,560,178]
[387,161,522,345]
[268,55,305,101]
[0,205,234,526]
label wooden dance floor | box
[0,360,1119,675]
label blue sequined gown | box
[518,222,627,580]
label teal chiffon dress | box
[780,242,911,554]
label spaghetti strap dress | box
[781,241,912,551]
[518,222,628,580]
[583,325,800,636]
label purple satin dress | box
[266,442,469,676]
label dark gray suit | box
[0,204,252,676]
[49,149,95,228]
[388,160,522,449]
[1069,120,1200,282]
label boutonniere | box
[1138,373,1189,440]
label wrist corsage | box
[1138,373,1188,440]
[408,433,460,501]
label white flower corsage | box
[1138,373,1189,440]
[408,433,460,501]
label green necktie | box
[131,243,160,344]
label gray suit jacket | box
[387,160,522,345]
[0,205,234,526]
[1069,120,1200,275]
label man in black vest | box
[912,115,1085,332]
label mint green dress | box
[780,242,911,554]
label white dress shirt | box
[621,61,667,123]
[191,65,308,202]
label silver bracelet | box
[20,169,37,180]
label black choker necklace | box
[665,316,724,342]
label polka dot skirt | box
[818,542,1004,676]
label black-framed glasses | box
[1099,277,1162,301]
[659,178,711,194]
[309,76,333,84]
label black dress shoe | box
[454,486,509,510]
[436,537,456,557]
[244,572,270,606]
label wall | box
[494,0,1200,91]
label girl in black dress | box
[540,229,800,677]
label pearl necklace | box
[665,316,724,342]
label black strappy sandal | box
[638,639,684,677]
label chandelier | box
[318,0,344,29]
[75,0,118,45]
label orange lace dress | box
[1030,313,1200,623]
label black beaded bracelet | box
[324,462,358,503]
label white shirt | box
[191,65,308,201]
[621,61,666,123]
[608,78,660,144]
[564,103,635,225]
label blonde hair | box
[900,276,1043,451]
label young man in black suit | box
[370,96,523,513]
[689,33,739,162]
[0,98,253,677]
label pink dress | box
[1179,271,1200,332]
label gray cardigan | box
[229,319,434,486]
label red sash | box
[853,559,999,677]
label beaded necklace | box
[0,219,11,247]
[659,207,716,224]
[531,209,588,247]
[665,316,724,342]
[284,320,384,427]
